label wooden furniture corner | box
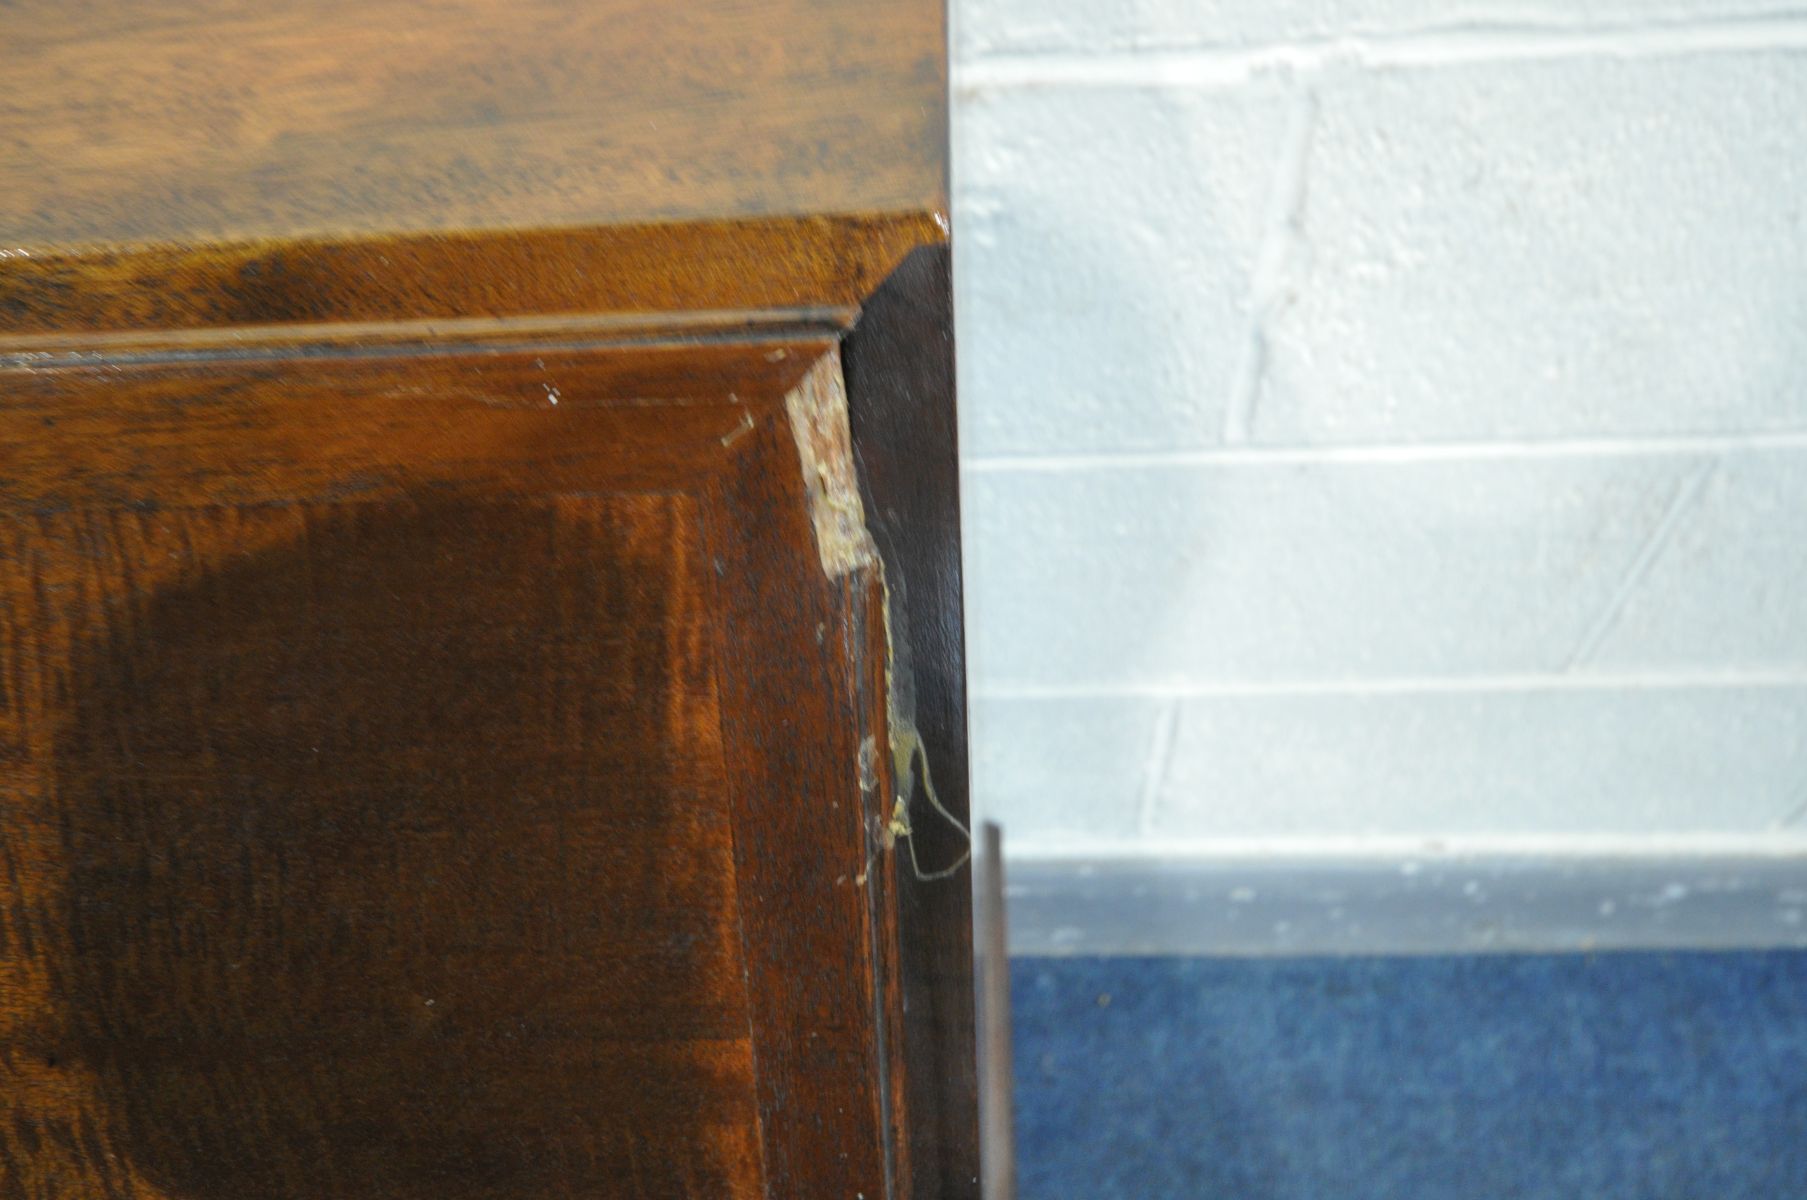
[0,2,977,1197]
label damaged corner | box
[780,343,967,881]
[837,242,980,1200]
[783,347,878,580]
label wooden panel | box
[0,0,948,336]
[0,337,830,511]
[1,1,974,1195]
[0,340,899,1198]
[2,0,945,249]
[843,246,979,1200]
[708,406,890,1199]
[0,215,939,340]
[2,495,760,1198]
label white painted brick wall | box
[954,1,1807,858]
[958,0,1807,58]
[959,87,1284,454]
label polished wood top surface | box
[3,0,946,250]
[0,0,948,335]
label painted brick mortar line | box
[975,670,1807,701]
[961,431,1807,472]
[1002,833,1807,861]
[956,16,1807,91]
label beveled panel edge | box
[0,307,854,366]
[0,211,945,342]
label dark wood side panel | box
[1,2,962,1194]
[1,494,761,1199]
[841,245,981,1200]
[0,338,894,1199]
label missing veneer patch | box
[783,348,877,579]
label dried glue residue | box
[883,717,970,883]
[878,565,970,882]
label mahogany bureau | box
[0,2,977,1197]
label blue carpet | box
[1011,952,1807,1199]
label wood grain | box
[2,0,945,249]
[0,339,900,1198]
[0,337,833,512]
[708,386,892,1200]
[3,494,760,1198]
[1,2,975,1193]
[0,214,941,339]
[0,0,948,335]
